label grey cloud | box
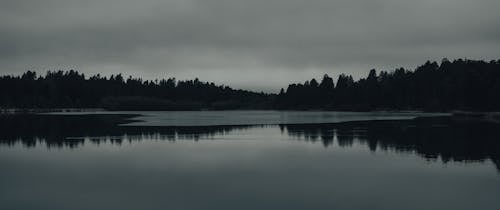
[1,0,500,92]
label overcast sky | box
[1,0,500,92]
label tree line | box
[1,58,499,111]
[0,70,272,110]
[276,58,500,111]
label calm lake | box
[0,111,499,210]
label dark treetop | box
[1,58,500,111]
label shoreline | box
[1,107,446,114]
[452,111,500,123]
[3,108,500,124]
[0,108,106,114]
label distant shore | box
[3,108,500,124]
[0,107,431,113]
[452,111,500,123]
[0,108,106,114]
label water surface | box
[0,111,499,210]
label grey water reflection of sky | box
[1,126,499,210]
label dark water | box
[1,113,499,210]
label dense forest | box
[1,58,499,111]
[0,71,272,110]
[277,58,500,111]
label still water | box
[0,111,499,210]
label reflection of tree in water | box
[286,117,500,171]
[1,114,499,171]
[0,114,253,148]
